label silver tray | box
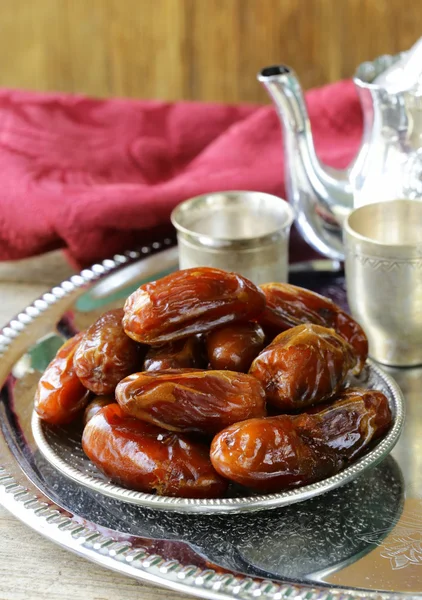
[31,364,404,514]
[1,239,421,599]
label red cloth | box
[0,82,363,266]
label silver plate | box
[31,364,405,514]
[1,241,421,599]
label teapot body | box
[351,54,422,208]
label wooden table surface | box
[0,252,188,600]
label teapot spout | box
[258,65,353,260]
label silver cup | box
[344,199,422,367]
[171,191,294,285]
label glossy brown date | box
[206,322,265,372]
[258,283,368,372]
[116,369,266,435]
[249,324,357,411]
[73,309,142,394]
[143,335,205,371]
[82,404,228,498]
[35,333,90,425]
[210,387,392,491]
[83,395,116,426]
[122,267,266,345]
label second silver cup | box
[344,199,422,367]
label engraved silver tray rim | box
[0,242,411,599]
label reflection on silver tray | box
[31,362,405,514]
[0,239,420,599]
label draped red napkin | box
[0,81,362,266]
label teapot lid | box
[355,39,422,95]
[373,37,422,94]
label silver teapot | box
[259,52,422,259]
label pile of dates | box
[35,267,392,499]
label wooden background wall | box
[2,0,421,103]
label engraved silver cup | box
[344,200,422,367]
[171,191,294,285]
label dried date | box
[82,404,228,498]
[74,309,142,394]
[123,267,266,345]
[83,395,116,425]
[210,387,392,491]
[249,324,357,411]
[143,335,205,371]
[35,333,90,425]
[206,322,265,372]
[116,369,266,435]
[259,283,368,372]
